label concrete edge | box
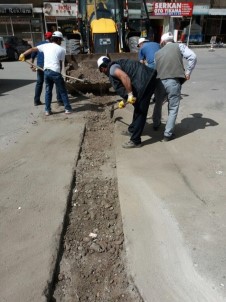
[44,123,86,301]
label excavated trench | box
[50,96,143,302]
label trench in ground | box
[49,96,143,302]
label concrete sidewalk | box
[0,114,85,302]
[113,48,226,301]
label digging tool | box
[24,60,88,96]
[24,60,88,83]
[110,100,129,118]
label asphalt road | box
[114,47,226,302]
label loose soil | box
[52,96,143,302]
[67,66,111,95]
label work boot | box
[122,140,141,149]
[121,130,132,136]
[163,134,175,142]
[65,109,72,114]
[45,111,52,116]
[153,122,161,131]
[34,101,42,106]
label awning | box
[209,8,226,15]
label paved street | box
[0,61,86,302]
[114,47,226,302]
[0,48,226,302]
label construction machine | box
[64,0,155,94]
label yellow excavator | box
[65,0,152,93]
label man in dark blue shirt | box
[31,32,63,106]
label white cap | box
[52,31,64,40]
[160,32,174,44]
[137,37,149,47]
[97,56,110,68]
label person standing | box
[30,32,63,107]
[153,32,197,141]
[97,56,156,148]
[19,31,72,116]
[138,37,161,109]
[137,37,160,69]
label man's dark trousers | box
[128,81,155,144]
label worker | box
[19,31,72,116]
[137,37,160,69]
[97,56,156,148]
[138,37,161,109]
[30,31,63,107]
[153,32,197,141]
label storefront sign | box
[0,4,33,16]
[193,5,209,15]
[152,2,193,16]
[43,2,78,17]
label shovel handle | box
[25,60,87,83]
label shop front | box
[43,2,78,34]
[0,4,43,46]
[43,2,80,54]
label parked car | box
[4,36,32,61]
[0,37,7,69]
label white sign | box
[43,2,78,17]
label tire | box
[7,48,18,61]
[13,51,19,61]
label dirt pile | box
[66,65,111,94]
[52,97,143,302]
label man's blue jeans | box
[34,69,62,104]
[44,69,72,113]
[34,70,44,104]
[154,78,181,137]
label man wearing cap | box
[30,32,63,107]
[137,37,160,69]
[153,32,197,141]
[19,31,72,116]
[97,56,156,148]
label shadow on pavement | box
[143,112,218,146]
[176,113,219,138]
[0,79,36,95]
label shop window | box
[206,18,221,35]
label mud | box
[52,96,143,302]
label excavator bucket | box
[65,52,138,95]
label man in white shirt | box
[19,31,72,116]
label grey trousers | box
[153,78,181,137]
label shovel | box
[25,60,88,83]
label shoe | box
[153,122,161,131]
[121,130,132,136]
[65,109,72,114]
[122,140,141,148]
[163,134,175,142]
[45,111,52,116]
[34,101,42,106]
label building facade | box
[0,1,226,46]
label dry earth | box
[52,96,143,302]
